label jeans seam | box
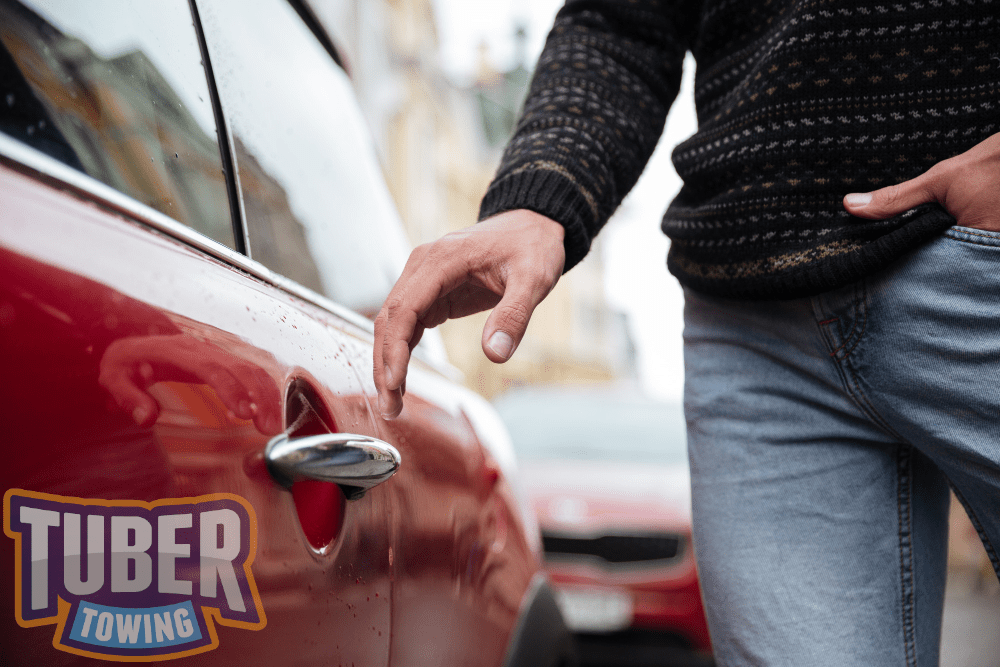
[842,281,869,359]
[897,444,917,667]
[823,282,908,441]
[841,353,908,442]
[823,282,862,358]
[945,228,1000,246]
[946,237,1000,248]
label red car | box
[0,0,573,664]
[494,387,712,666]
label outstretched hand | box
[373,210,566,419]
[99,333,283,435]
[844,133,1000,231]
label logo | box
[4,490,266,661]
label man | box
[374,1,1000,664]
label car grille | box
[542,532,682,565]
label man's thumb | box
[844,174,939,220]
[482,283,540,363]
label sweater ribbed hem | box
[667,208,957,300]
[478,169,596,273]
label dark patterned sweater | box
[478,0,999,299]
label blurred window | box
[0,0,234,248]
[494,392,689,466]
[197,0,411,317]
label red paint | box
[0,164,538,666]
[292,481,346,551]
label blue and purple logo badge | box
[4,490,266,661]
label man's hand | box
[374,210,566,419]
[99,334,282,435]
[843,133,1000,230]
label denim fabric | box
[683,225,1000,666]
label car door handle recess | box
[265,433,400,499]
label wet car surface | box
[0,1,572,664]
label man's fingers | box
[202,365,255,421]
[372,210,566,419]
[844,168,944,219]
[380,253,468,390]
[481,276,548,363]
[102,373,160,426]
[372,312,399,419]
[378,385,404,421]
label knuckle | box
[383,294,406,316]
[496,300,531,332]
[879,184,905,207]
[414,241,436,256]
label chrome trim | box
[265,432,401,500]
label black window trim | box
[286,0,345,71]
[189,0,248,256]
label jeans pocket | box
[944,225,1000,248]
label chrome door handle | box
[265,433,401,500]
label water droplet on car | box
[25,125,34,136]
[5,94,13,107]
[38,120,45,129]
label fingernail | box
[378,394,393,420]
[384,364,394,388]
[132,406,149,425]
[488,331,515,360]
[845,193,872,207]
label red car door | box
[0,1,393,663]
[1,1,571,665]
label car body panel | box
[0,0,564,663]
[0,163,394,664]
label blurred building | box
[310,0,636,399]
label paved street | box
[941,572,1000,667]
[574,570,1000,667]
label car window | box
[494,392,689,466]
[0,0,235,249]
[196,0,411,317]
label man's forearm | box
[479,0,696,272]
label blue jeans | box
[683,225,1000,666]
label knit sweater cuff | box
[478,168,597,273]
